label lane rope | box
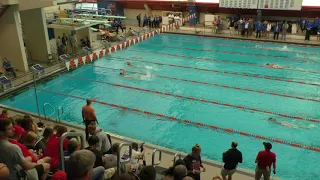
[151,37,318,56]
[65,74,320,123]
[142,44,320,64]
[92,65,320,103]
[33,88,320,152]
[129,49,319,75]
[107,56,320,87]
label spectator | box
[53,124,60,134]
[40,127,53,147]
[67,149,104,180]
[162,159,186,180]
[237,18,243,35]
[106,133,113,154]
[244,19,250,37]
[82,99,98,140]
[122,142,145,174]
[173,165,187,180]
[138,165,156,180]
[104,142,120,169]
[2,58,17,78]
[67,129,80,144]
[0,119,50,180]
[305,20,313,41]
[266,21,272,39]
[212,176,223,180]
[44,125,69,169]
[183,176,194,180]
[255,142,276,180]
[229,20,235,36]
[62,33,68,54]
[17,116,35,132]
[184,144,206,180]
[23,131,51,162]
[273,22,280,40]
[9,125,50,165]
[256,21,262,38]
[137,13,141,27]
[281,21,288,41]
[86,135,104,168]
[0,163,9,179]
[65,139,79,157]
[221,141,242,180]
[317,26,320,41]
[0,110,9,119]
[88,121,111,154]
[51,170,67,180]
[143,14,147,27]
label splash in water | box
[280,45,289,51]
[139,71,152,80]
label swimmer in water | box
[268,117,312,129]
[265,63,281,68]
[126,62,134,67]
[119,69,126,77]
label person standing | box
[256,21,262,38]
[183,144,206,180]
[273,22,280,40]
[137,14,141,27]
[255,142,276,180]
[281,21,288,41]
[229,20,235,36]
[266,22,272,39]
[221,141,242,180]
[62,33,68,54]
[82,99,97,141]
[305,20,312,41]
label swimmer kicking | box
[120,69,151,80]
[268,117,312,129]
[265,63,281,68]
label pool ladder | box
[43,103,64,123]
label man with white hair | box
[67,149,104,180]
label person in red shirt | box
[9,125,51,164]
[0,110,9,119]
[43,125,69,169]
[255,142,276,180]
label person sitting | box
[88,121,111,154]
[162,159,185,180]
[0,119,50,180]
[0,110,9,119]
[122,142,145,174]
[105,29,111,39]
[0,163,9,179]
[3,58,17,78]
[138,166,156,180]
[104,142,120,169]
[85,135,104,168]
[40,127,53,148]
[43,125,69,169]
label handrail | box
[173,153,182,166]
[57,106,64,123]
[59,132,85,171]
[152,149,162,167]
[43,103,55,120]
[117,143,132,176]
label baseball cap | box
[13,125,26,136]
[263,142,272,150]
[51,170,67,180]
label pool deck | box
[165,26,320,47]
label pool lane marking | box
[129,49,319,75]
[65,74,320,123]
[33,88,320,152]
[142,44,320,64]
[107,56,320,87]
[93,66,320,103]
[151,38,318,56]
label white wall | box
[0,5,28,72]
[44,4,74,20]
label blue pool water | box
[2,34,320,180]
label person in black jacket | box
[221,141,242,180]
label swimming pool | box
[2,33,320,180]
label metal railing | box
[59,132,85,171]
[173,153,182,165]
[43,103,55,120]
[151,149,162,167]
[117,143,132,176]
[57,106,64,123]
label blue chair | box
[31,64,45,77]
[0,76,13,91]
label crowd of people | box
[137,14,162,28]
[0,102,277,180]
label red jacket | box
[43,134,69,169]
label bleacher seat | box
[0,76,13,91]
